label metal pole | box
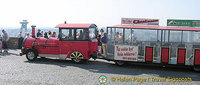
[123,28,125,44]
[131,29,133,45]
[157,30,158,42]
[161,30,163,46]
[164,30,165,43]
[168,30,171,42]
[181,31,183,44]
[111,28,112,40]
[168,30,170,42]
[114,28,116,45]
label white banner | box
[121,18,159,26]
[114,45,138,61]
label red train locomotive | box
[21,23,98,63]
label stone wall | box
[7,37,19,49]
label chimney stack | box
[31,25,36,38]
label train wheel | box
[193,67,200,72]
[41,57,46,59]
[70,51,84,63]
[26,50,37,61]
[115,61,125,66]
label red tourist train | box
[20,23,98,63]
[20,21,200,71]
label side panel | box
[34,38,47,54]
[44,39,59,54]
[89,39,98,55]
[59,41,89,59]
[145,47,153,62]
[71,41,89,59]
[194,49,200,65]
[24,37,35,49]
[177,48,186,64]
[161,48,169,63]
[36,38,59,55]
[114,45,138,61]
[59,41,73,58]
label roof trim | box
[107,25,200,31]
[55,23,96,28]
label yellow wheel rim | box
[70,51,84,59]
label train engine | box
[21,23,98,63]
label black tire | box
[41,57,46,59]
[26,50,37,61]
[71,58,81,63]
[193,67,200,72]
[115,61,125,66]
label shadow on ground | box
[24,58,200,81]
[1,52,19,56]
[1,49,20,56]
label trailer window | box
[162,30,170,42]
[170,31,182,42]
[193,31,200,42]
[134,29,157,42]
[61,29,74,40]
[182,31,190,42]
[124,29,135,44]
[107,28,115,42]
[115,28,124,44]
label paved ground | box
[0,49,200,85]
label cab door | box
[72,29,89,59]
[59,28,89,59]
[59,28,74,58]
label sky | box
[0,0,200,28]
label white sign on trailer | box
[114,45,138,61]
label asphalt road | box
[0,49,200,85]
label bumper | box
[20,48,26,56]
